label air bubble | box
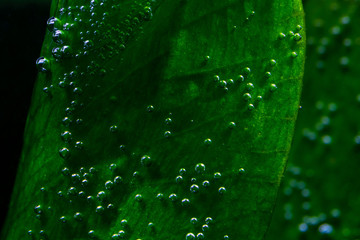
[197,233,205,239]
[141,155,152,167]
[243,93,251,101]
[73,212,83,221]
[47,17,58,32]
[218,187,226,194]
[246,83,254,91]
[190,217,198,224]
[204,138,212,145]
[176,175,183,183]
[105,180,114,190]
[190,184,199,193]
[243,67,251,75]
[169,193,178,202]
[52,30,64,44]
[293,33,302,41]
[228,122,236,129]
[181,198,190,206]
[36,57,50,72]
[270,84,277,92]
[59,148,70,159]
[164,131,172,138]
[179,168,186,175]
[61,131,72,142]
[186,233,196,240]
[202,224,209,232]
[202,180,210,188]
[195,163,206,174]
[214,172,221,179]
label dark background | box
[0,1,51,230]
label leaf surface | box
[2,0,305,239]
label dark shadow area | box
[0,1,51,230]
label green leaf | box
[267,1,360,239]
[2,0,305,239]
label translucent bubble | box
[156,193,164,200]
[213,75,220,82]
[47,17,58,32]
[143,6,153,21]
[61,45,72,56]
[293,33,302,41]
[218,80,227,88]
[321,135,332,144]
[109,125,118,133]
[204,138,212,145]
[228,122,236,129]
[141,155,152,167]
[59,148,70,159]
[186,233,196,240]
[118,230,126,237]
[71,173,80,183]
[279,32,286,39]
[176,175,183,183]
[135,194,143,202]
[243,93,252,101]
[202,180,210,188]
[105,180,114,190]
[34,205,42,214]
[218,187,226,194]
[121,219,128,227]
[264,72,271,79]
[165,117,172,124]
[73,212,83,221]
[270,59,277,66]
[169,193,178,202]
[114,176,123,184]
[237,75,244,82]
[164,131,172,138]
[97,191,106,201]
[59,216,67,223]
[147,105,154,112]
[181,198,190,206]
[331,209,341,218]
[83,40,94,50]
[61,131,72,142]
[190,184,199,193]
[238,168,245,175]
[195,163,206,174]
[202,224,209,232]
[179,168,186,175]
[61,167,70,176]
[36,57,50,72]
[67,187,77,196]
[318,223,333,234]
[246,83,254,91]
[243,67,251,75]
[270,84,277,92]
[341,16,351,25]
[196,233,204,239]
[291,52,298,58]
[88,230,95,238]
[112,234,120,240]
[214,172,221,179]
[190,217,198,224]
[52,30,64,44]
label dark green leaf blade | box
[2,0,305,239]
